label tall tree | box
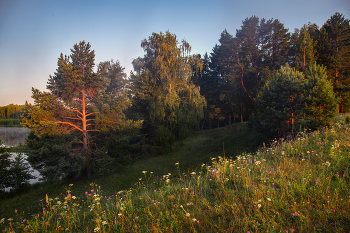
[130,31,206,146]
[22,41,141,178]
[291,24,316,72]
[219,17,290,120]
[317,12,350,112]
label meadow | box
[1,122,350,232]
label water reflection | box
[9,153,42,185]
[0,127,30,147]
[0,127,41,190]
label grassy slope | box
[1,122,350,232]
[1,121,350,232]
[0,122,266,220]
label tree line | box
[194,12,349,130]
[0,104,25,120]
[9,12,349,182]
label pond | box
[0,126,31,147]
[0,127,42,190]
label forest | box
[1,12,349,186]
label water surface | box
[0,127,31,147]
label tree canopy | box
[22,41,142,179]
[130,31,206,146]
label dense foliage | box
[21,41,142,180]
[12,12,348,182]
[129,31,206,147]
[254,63,337,136]
[194,12,349,129]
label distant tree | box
[22,41,142,179]
[316,12,350,112]
[130,31,206,146]
[302,63,337,129]
[0,104,25,119]
[291,24,316,72]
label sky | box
[0,0,349,106]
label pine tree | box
[316,13,350,112]
[302,63,337,128]
[254,64,305,136]
[22,41,142,179]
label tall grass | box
[1,123,350,232]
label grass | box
[1,122,350,232]
[0,123,266,222]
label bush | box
[345,116,350,124]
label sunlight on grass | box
[1,122,350,232]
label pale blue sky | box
[0,0,349,106]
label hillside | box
[1,122,350,232]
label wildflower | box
[175,162,179,165]
[192,218,197,222]
[323,161,331,166]
[255,161,261,165]
[118,213,122,216]
[102,221,107,225]
[57,201,61,205]
[94,227,100,232]
[0,218,4,224]
[69,184,73,187]
[191,172,196,175]
[142,171,147,174]
[72,196,76,199]
[257,204,262,208]
[267,198,271,201]
[15,209,17,213]
[8,218,13,221]
[186,213,190,217]
[166,179,170,183]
